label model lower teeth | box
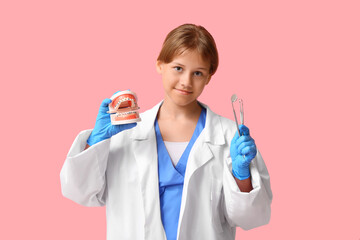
[116,111,136,116]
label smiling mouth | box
[176,89,192,94]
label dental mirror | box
[231,94,241,137]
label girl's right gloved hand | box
[86,98,137,146]
[230,125,257,180]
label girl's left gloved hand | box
[230,125,257,180]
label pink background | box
[1,0,359,239]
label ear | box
[156,60,163,74]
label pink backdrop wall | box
[1,0,359,239]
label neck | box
[159,97,202,120]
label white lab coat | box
[60,101,272,240]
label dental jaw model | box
[107,90,141,125]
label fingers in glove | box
[241,145,257,156]
[238,124,250,136]
[237,140,255,154]
[235,135,253,146]
[100,98,112,112]
[244,150,257,162]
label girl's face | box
[156,49,211,108]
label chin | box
[171,96,198,107]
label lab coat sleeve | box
[60,129,110,207]
[222,150,273,230]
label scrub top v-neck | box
[154,105,206,240]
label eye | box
[174,66,183,72]
[194,71,203,77]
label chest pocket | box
[211,178,225,233]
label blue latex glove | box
[87,92,137,146]
[230,125,257,180]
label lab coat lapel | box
[131,101,166,240]
[184,102,226,184]
[183,139,213,184]
[177,102,226,239]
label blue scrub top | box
[155,105,206,240]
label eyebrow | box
[172,62,208,71]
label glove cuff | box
[232,168,251,180]
[86,136,96,146]
[87,132,102,146]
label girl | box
[61,23,272,240]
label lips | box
[175,88,192,95]
[108,90,141,125]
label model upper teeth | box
[115,97,135,109]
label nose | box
[180,72,192,88]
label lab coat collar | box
[130,100,225,146]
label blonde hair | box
[157,23,219,76]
